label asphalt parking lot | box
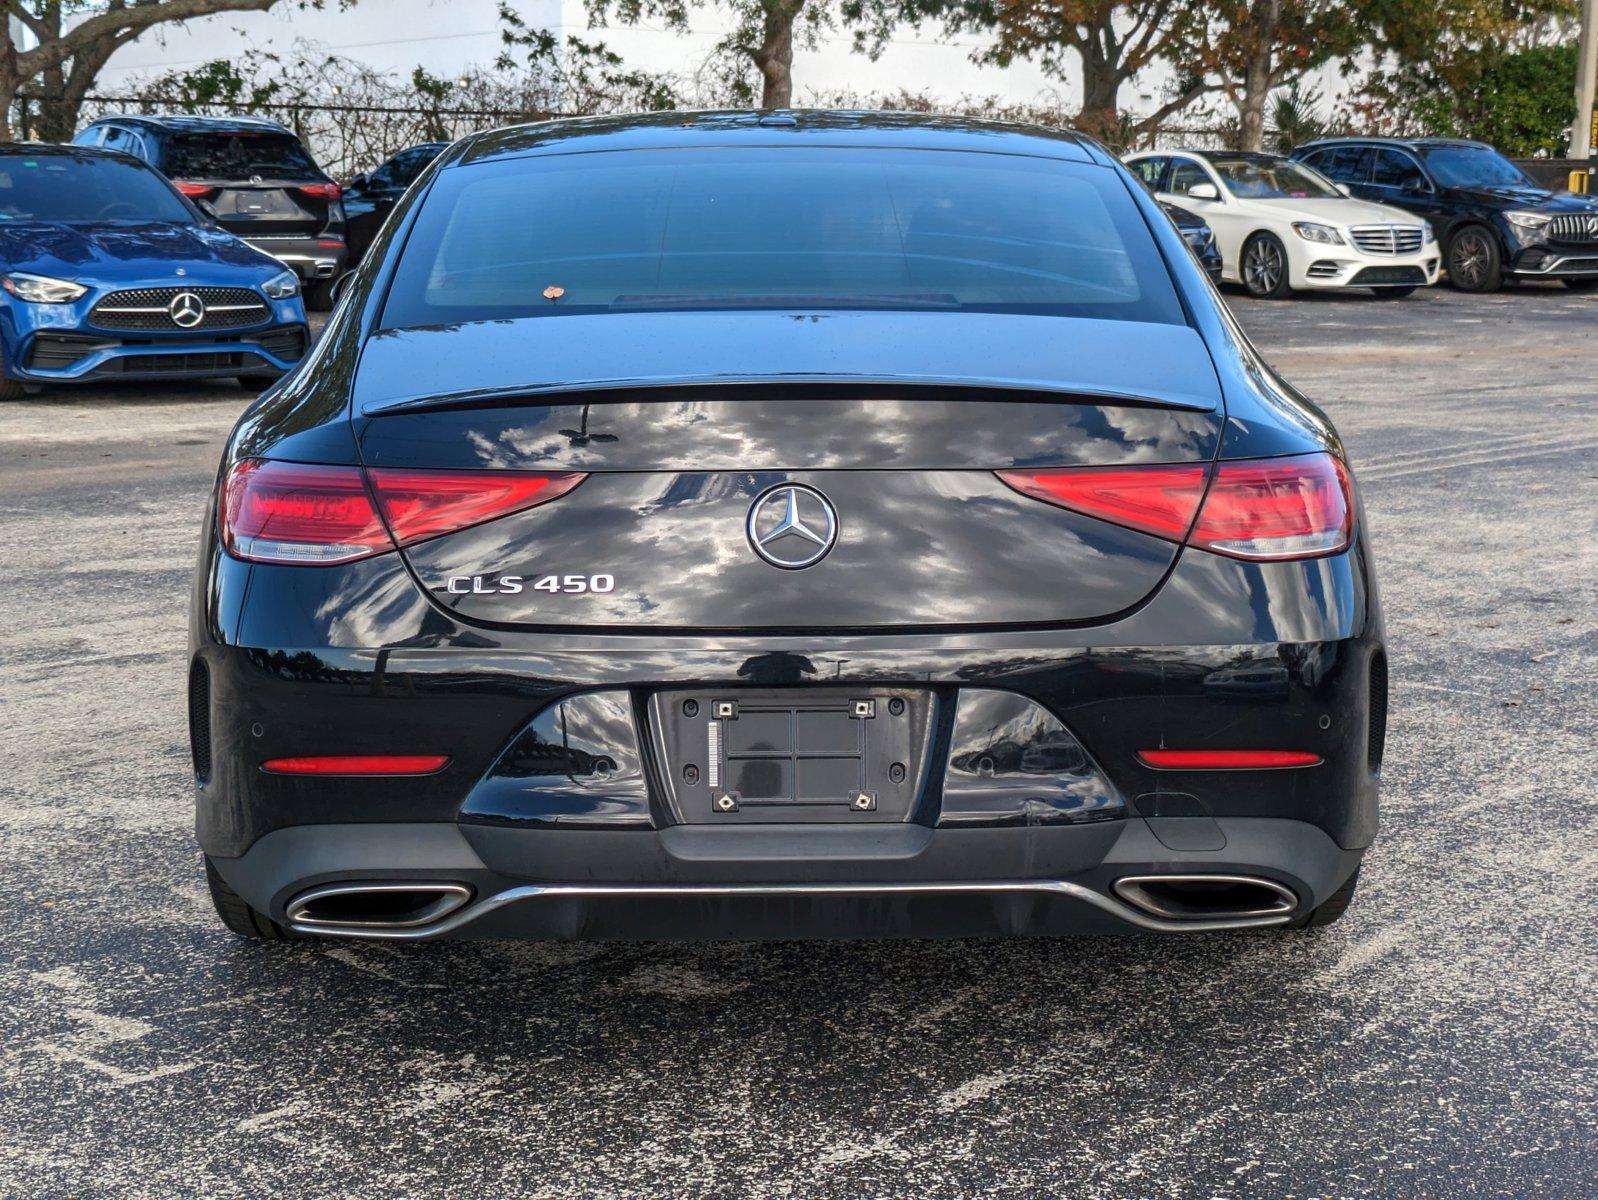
[1,284,1594,1198]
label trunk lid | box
[351,312,1223,632]
[207,181,329,238]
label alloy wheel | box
[1451,231,1490,289]
[1244,238,1284,296]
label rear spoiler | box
[359,375,1220,418]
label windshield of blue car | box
[1419,146,1534,189]
[379,147,1187,327]
[1208,157,1340,200]
[165,132,319,179]
[0,154,194,223]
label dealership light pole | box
[1577,0,1598,160]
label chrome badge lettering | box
[445,574,615,595]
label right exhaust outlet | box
[285,882,473,932]
[1111,874,1298,922]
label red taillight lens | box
[261,754,450,776]
[995,464,1209,541]
[1191,454,1352,560]
[173,181,215,198]
[996,452,1353,562]
[367,469,585,547]
[1138,749,1322,770]
[295,182,342,200]
[220,460,586,566]
[220,461,392,565]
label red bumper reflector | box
[1138,749,1322,770]
[261,754,451,776]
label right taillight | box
[219,460,585,566]
[997,451,1353,563]
[1191,454,1352,561]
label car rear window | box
[379,147,1186,327]
[0,153,193,223]
[165,132,319,179]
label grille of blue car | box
[25,327,306,374]
[90,286,270,331]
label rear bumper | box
[243,235,347,281]
[191,526,1386,902]
[212,817,1364,940]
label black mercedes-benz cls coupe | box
[193,112,1384,943]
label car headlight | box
[1505,211,1551,242]
[2,272,89,303]
[261,269,300,300]
[1291,222,1344,245]
[1422,224,1436,244]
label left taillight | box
[219,460,585,566]
[294,182,342,200]
[996,451,1353,563]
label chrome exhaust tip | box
[1110,874,1297,922]
[285,882,473,932]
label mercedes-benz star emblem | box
[168,291,206,328]
[746,484,838,570]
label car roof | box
[0,141,145,160]
[450,110,1107,168]
[1132,149,1289,163]
[1294,136,1491,152]
[84,113,293,136]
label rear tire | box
[1241,233,1293,299]
[1292,866,1361,930]
[1563,277,1598,291]
[205,856,292,940]
[1446,226,1502,292]
[1368,286,1416,299]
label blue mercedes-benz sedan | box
[0,143,309,399]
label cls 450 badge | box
[445,574,615,595]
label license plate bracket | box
[648,687,936,823]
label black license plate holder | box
[648,688,936,823]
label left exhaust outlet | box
[285,882,473,931]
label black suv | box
[342,141,449,265]
[1292,137,1598,292]
[74,115,347,306]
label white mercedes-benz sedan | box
[1126,150,1441,299]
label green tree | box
[0,1,338,140]
[496,3,680,111]
[582,0,841,107]
[1471,42,1580,154]
[1176,0,1358,150]
[966,0,1214,140]
[1347,0,1580,148]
